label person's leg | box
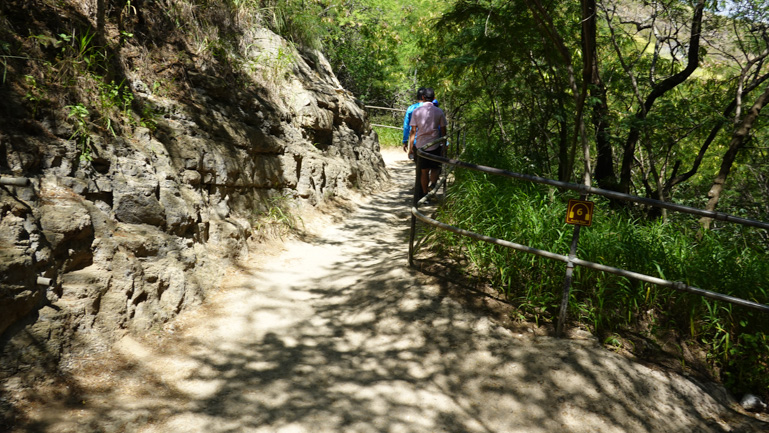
[427,148,442,190]
[420,169,430,197]
[429,169,439,188]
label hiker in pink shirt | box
[406,88,446,199]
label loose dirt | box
[6,149,769,433]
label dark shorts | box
[418,146,443,170]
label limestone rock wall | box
[0,6,388,375]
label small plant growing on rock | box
[0,40,10,84]
[65,103,93,161]
[252,194,304,240]
[97,79,135,136]
[23,75,45,116]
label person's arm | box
[440,115,448,156]
[402,107,413,150]
[408,127,416,156]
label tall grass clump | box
[244,0,325,50]
[433,141,573,324]
[431,139,769,397]
[367,108,405,148]
[372,126,402,148]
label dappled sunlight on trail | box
[13,150,767,433]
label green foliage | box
[253,194,304,239]
[138,105,160,131]
[23,75,45,116]
[372,126,402,148]
[18,9,173,152]
[369,107,406,147]
[8,0,768,399]
[319,0,449,105]
[434,139,769,395]
[246,44,295,85]
[251,0,326,51]
[65,103,92,161]
[434,141,569,323]
[0,39,11,84]
[28,29,106,88]
[57,29,106,76]
[417,0,582,180]
[97,79,134,136]
[722,330,769,394]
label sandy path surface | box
[11,149,768,433]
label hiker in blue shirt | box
[402,87,426,155]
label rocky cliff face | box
[0,0,388,376]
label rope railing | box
[364,105,407,113]
[421,154,769,231]
[365,105,408,132]
[410,208,769,313]
[408,138,769,337]
[370,123,402,130]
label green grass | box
[372,125,403,148]
[429,140,769,398]
[369,110,404,149]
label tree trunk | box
[577,0,596,187]
[663,73,769,198]
[584,0,614,189]
[524,0,581,183]
[618,0,705,194]
[558,116,570,182]
[700,84,769,230]
[96,0,106,44]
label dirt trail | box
[9,149,769,433]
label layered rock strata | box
[0,22,387,376]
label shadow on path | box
[11,152,768,433]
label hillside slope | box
[0,0,387,388]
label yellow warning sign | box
[566,199,594,226]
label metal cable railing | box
[418,155,769,231]
[365,105,406,130]
[408,138,769,337]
